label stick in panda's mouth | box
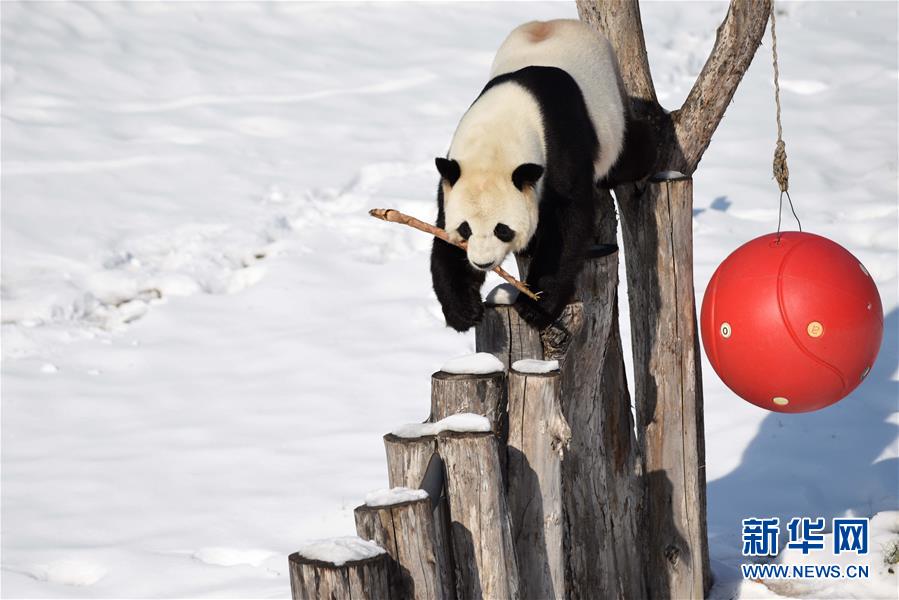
[368,208,541,301]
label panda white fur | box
[431,19,653,331]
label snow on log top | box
[294,536,386,566]
[512,358,560,374]
[440,352,505,375]
[485,283,519,305]
[390,413,492,438]
[363,487,429,507]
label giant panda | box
[431,19,654,331]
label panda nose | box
[474,261,494,270]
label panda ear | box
[435,157,461,186]
[512,163,544,191]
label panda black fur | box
[431,20,655,331]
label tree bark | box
[289,552,392,600]
[478,191,645,599]
[384,434,436,490]
[355,497,451,600]
[475,304,543,370]
[383,434,456,598]
[439,431,520,600]
[430,370,507,436]
[575,2,771,597]
[617,176,710,599]
[545,211,645,600]
[506,367,570,600]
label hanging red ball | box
[700,232,883,413]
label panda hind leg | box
[599,118,658,188]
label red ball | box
[700,232,883,413]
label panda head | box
[436,157,544,272]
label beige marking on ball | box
[806,321,824,338]
[773,397,790,406]
[859,262,870,277]
[861,366,870,381]
[720,322,732,338]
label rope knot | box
[773,139,789,193]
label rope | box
[770,4,802,237]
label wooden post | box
[506,366,570,600]
[476,191,645,599]
[289,549,392,600]
[383,434,455,598]
[476,304,543,370]
[384,434,437,489]
[430,370,507,435]
[547,228,645,600]
[438,431,520,600]
[616,176,710,598]
[355,496,451,599]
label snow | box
[391,413,493,439]
[710,511,899,600]
[485,283,520,305]
[9,560,109,588]
[653,170,687,180]
[440,352,505,375]
[512,359,560,374]
[364,487,429,508]
[1,2,896,598]
[193,548,278,569]
[293,536,385,567]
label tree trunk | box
[289,552,392,600]
[355,497,451,600]
[478,191,645,599]
[576,2,771,597]
[617,176,710,598]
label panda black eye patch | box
[457,221,472,240]
[494,223,515,242]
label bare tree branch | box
[675,0,772,173]
[577,0,771,175]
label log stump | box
[476,304,543,370]
[289,549,392,600]
[506,365,570,600]
[430,370,507,436]
[384,433,437,489]
[439,431,520,600]
[383,433,455,597]
[355,496,451,599]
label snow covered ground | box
[1,2,896,598]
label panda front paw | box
[513,295,554,330]
[442,298,485,332]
